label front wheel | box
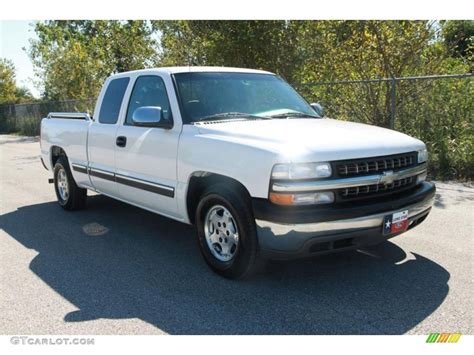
[195,184,261,279]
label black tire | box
[53,156,87,210]
[195,183,261,279]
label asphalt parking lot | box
[0,134,472,335]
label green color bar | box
[426,333,439,343]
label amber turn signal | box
[269,191,335,205]
[269,192,295,205]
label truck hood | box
[195,118,425,162]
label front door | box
[114,75,180,218]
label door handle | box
[116,136,127,147]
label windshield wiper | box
[197,112,269,122]
[266,111,320,119]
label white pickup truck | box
[40,67,435,279]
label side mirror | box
[132,106,171,128]
[310,103,325,117]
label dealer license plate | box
[383,210,409,235]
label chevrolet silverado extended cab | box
[40,67,435,279]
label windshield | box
[173,72,318,123]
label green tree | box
[30,20,158,100]
[0,59,18,104]
[0,58,34,104]
[442,20,474,60]
[154,21,461,128]
[14,86,34,102]
[294,21,472,179]
[153,20,304,82]
[295,21,448,126]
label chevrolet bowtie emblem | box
[379,170,396,185]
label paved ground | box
[0,134,472,335]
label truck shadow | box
[1,195,449,334]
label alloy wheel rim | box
[204,205,239,262]
[57,168,69,201]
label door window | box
[126,76,172,126]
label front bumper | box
[254,181,435,259]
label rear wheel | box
[54,156,87,210]
[195,184,261,279]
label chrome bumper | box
[255,193,434,256]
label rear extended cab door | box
[114,72,182,219]
[87,75,131,197]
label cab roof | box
[109,66,274,78]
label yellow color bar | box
[447,333,461,343]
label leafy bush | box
[298,75,473,181]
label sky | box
[0,20,40,98]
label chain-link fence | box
[296,73,473,179]
[296,73,473,128]
[0,73,472,179]
[0,98,95,136]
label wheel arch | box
[50,145,68,168]
[185,171,252,225]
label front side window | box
[126,76,172,125]
[174,72,317,123]
[98,77,130,124]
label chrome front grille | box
[339,176,416,200]
[271,151,426,204]
[335,152,417,177]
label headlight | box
[271,162,332,180]
[269,191,335,206]
[418,148,428,164]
